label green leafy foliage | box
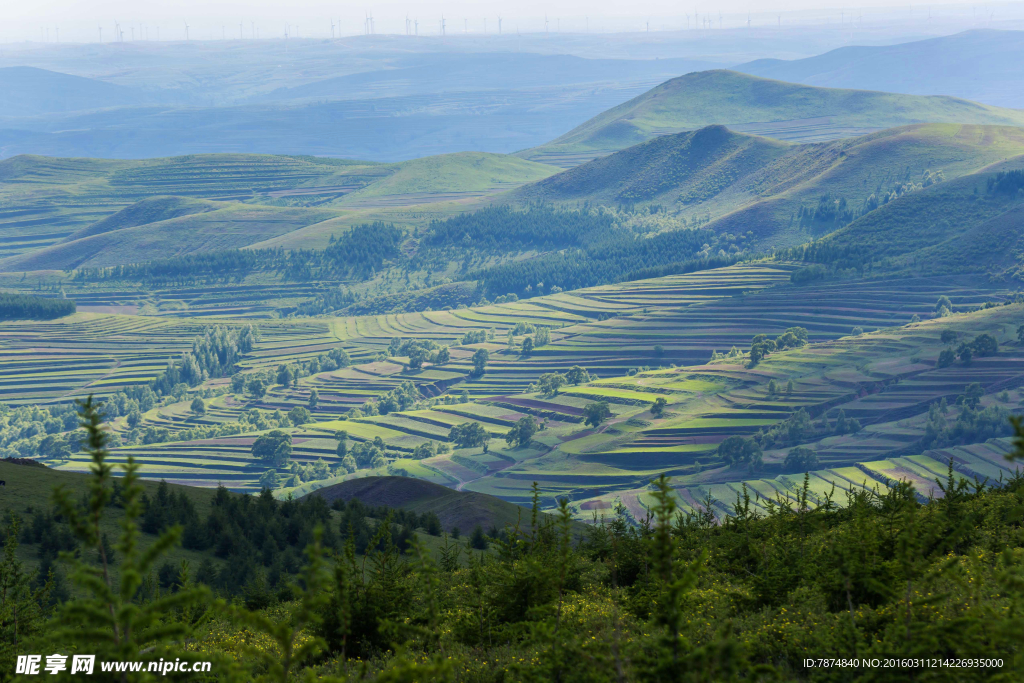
[251,430,291,467]
[449,422,488,449]
[505,416,538,448]
[583,401,612,428]
[8,403,1024,681]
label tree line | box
[0,292,75,321]
[71,222,404,284]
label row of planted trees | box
[3,397,1024,681]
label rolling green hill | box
[65,196,223,242]
[302,476,537,534]
[513,125,792,208]
[795,169,1024,275]
[329,152,559,207]
[513,123,1024,259]
[0,151,560,268]
[0,203,340,272]
[519,70,1024,167]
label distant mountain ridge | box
[735,30,1024,110]
[260,52,717,103]
[519,69,1024,167]
[0,66,145,117]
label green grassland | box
[325,152,558,206]
[519,70,1024,167]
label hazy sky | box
[3,0,1010,23]
[2,0,1021,41]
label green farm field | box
[1,262,1013,525]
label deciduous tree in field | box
[247,377,267,399]
[717,435,762,469]
[505,416,537,448]
[583,401,612,428]
[521,336,534,356]
[471,348,489,376]
[651,396,668,417]
[566,365,590,385]
[288,406,312,426]
[449,422,488,449]
[537,372,567,397]
[252,430,292,467]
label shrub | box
[783,447,818,473]
[252,430,292,467]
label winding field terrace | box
[3,262,1019,523]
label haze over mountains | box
[736,30,1024,109]
[1,28,1023,161]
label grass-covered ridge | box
[0,151,559,267]
[514,123,1024,259]
[520,69,1024,166]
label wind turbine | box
[498,16,502,34]
[251,21,254,38]
[747,14,751,28]
[415,19,418,35]
[98,26,102,43]
[331,20,335,38]
[184,21,190,40]
[545,15,549,33]
[130,25,134,41]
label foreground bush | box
[4,397,1024,681]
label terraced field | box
[0,151,560,266]
[8,262,1013,515]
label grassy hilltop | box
[519,70,1024,167]
[512,122,1024,258]
[0,151,559,267]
